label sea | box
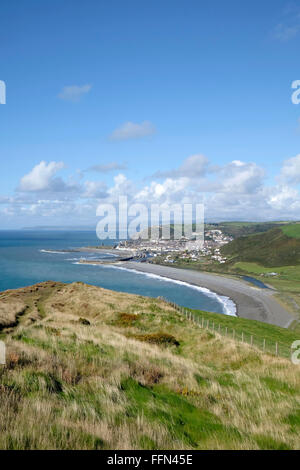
[0,230,236,316]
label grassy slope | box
[217,224,300,329]
[221,226,300,267]
[207,221,288,238]
[190,308,299,357]
[0,281,299,450]
[148,221,286,240]
[281,223,300,239]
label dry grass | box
[0,281,299,450]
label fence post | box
[225,327,228,336]
[202,317,204,328]
[241,332,244,343]
[250,335,253,346]
[233,329,235,340]
[212,322,214,331]
[275,342,278,356]
[218,324,221,334]
[263,338,265,352]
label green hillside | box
[281,223,300,239]
[0,281,299,450]
[221,225,300,267]
[206,221,287,239]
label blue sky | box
[1,0,300,227]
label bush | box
[116,313,140,327]
[132,332,180,347]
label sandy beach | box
[117,262,293,328]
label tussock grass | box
[131,332,180,347]
[0,281,299,450]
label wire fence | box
[158,298,293,359]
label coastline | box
[40,247,294,328]
[107,263,237,317]
[40,247,134,256]
[116,261,293,328]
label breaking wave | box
[72,262,236,316]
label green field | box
[189,307,299,357]
[233,262,300,280]
[282,223,300,239]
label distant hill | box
[142,221,291,241]
[21,225,96,231]
[221,224,300,267]
[206,221,290,239]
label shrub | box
[132,332,180,347]
[116,313,140,327]
[129,362,164,385]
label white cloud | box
[272,6,300,41]
[267,185,300,211]
[135,178,189,204]
[279,154,300,185]
[0,196,10,204]
[82,181,108,199]
[107,174,136,202]
[219,160,265,194]
[18,161,65,192]
[4,154,300,224]
[58,84,92,102]
[130,157,300,221]
[109,121,156,141]
[153,154,209,179]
